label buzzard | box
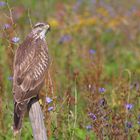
[12,22,50,133]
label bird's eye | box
[34,23,45,28]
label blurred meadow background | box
[0,0,140,139]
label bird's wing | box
[13,38,49,102]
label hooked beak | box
[44,24,51,32]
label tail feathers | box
[13,103,23,134]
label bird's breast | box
[33,48,49,80]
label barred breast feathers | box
[33,46,49,80]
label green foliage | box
[75,128,96,140]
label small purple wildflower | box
[138,115,140,124]
[46,97,52,104]
[88,113,97,120]
[125,104,133,110]
[12,37,20,43]
[8,76,13,81]
[86,125,92,131]
[99,98,106,106]
[59,35,72,44]
[126,122,132,128]
[89,49,96,55]
[138,115,140,120]
[48,106,54,112]
[3,24,11,29]
[99,87,106,93]
[0,1,6,7]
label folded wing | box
[13,38,49,102]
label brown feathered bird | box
[12,22,50,133]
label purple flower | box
[138,115,140,120]
[89,49,96,55]
[125,104,133,110]
[11,37,20,43]
[138,115,140,124]
[99,98,106,106]
[46,97,52,104]
[0,1,6,7]
[48,106,54,112]
[59,35,72,44]
[3,24,11,29]
[88,113,97,120]
[99,87,106,93]
[86,125,92,131]
[126,122,132,128]
[8,76,13,81]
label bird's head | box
[32,22,50,39]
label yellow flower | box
[62,17,98,33]
[49,19,59,28]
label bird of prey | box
[12,22,50,133]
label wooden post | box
[29,99,47,140]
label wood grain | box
[29,99,47,140]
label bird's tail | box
[13,103,23,135]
